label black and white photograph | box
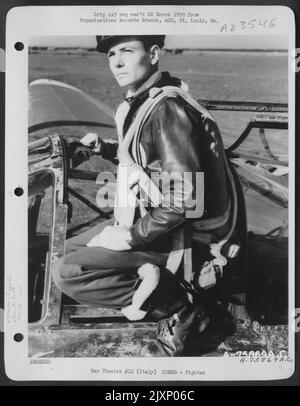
[4,5,295,381]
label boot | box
[140,304,207,357]
[143,268,190,321]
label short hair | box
[96,35,165,53]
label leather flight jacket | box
[100,72,231,251]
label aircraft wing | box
[29,79,115,133]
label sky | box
[29,35,288,50]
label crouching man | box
[52,35,233,357]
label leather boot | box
[143,268,190,321]
[140,304,207,357]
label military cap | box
[96,35,165,53]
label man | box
[53,35,234,357]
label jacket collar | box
[124,70,162,104]
[124,71,189,106]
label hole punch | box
[13,333,24,342]
[14,42,24,51]
[14,187,24,196]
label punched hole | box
[14,187,24,196]
[14,333,24,342]
[14,42,24,51]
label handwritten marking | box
[220,18,276,33]
[291,48,300,73]
[291,308,300,333]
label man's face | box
[107,39,154,93]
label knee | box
[51,256,81,292]
[65,238,81,255]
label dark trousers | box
[52,218,170,309]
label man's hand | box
[86,225,132,251]
[69,141,92,167]
[80,132,102,154]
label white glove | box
[86,225,132,251]
[80,132,101,154]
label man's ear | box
[149,45,160,65]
